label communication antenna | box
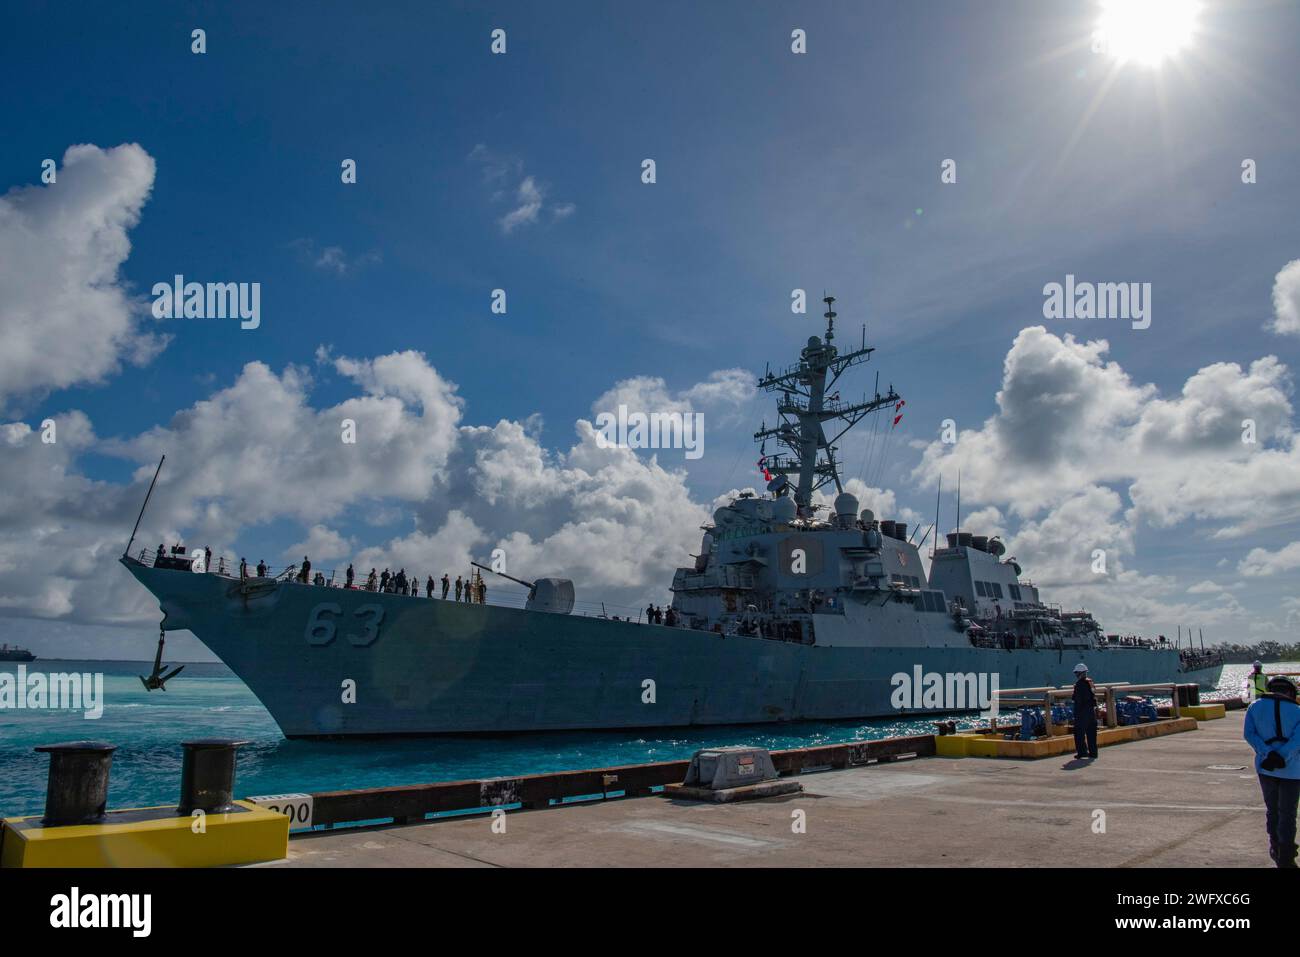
[753,293,897,511]
[932,475,942,558]
[955,469,962,543]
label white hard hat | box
[1073,663,1088,674]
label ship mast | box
[753,296,901,516]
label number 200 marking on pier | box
[305,603,385,646]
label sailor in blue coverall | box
[1243,675,1300,868]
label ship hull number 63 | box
[304,603,385,646]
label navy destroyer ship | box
[120,299,1222,737]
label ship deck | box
[260,709,1267,868]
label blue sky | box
[2,0,1298,658]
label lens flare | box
[1096,0,1199,67]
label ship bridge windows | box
[1009,584,1022,601]
[891,573,922,589]
[975,580,1004,599]
[913,590,946,613]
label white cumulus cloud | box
[1271,258,1300,336]
[0,143,167,412]
[1238,541,1300,577]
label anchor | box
[140,626,184,691]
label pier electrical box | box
[684,747,780,789]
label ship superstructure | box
[120,298,1222,737]
[666,298,1194,660]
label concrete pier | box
[262,710,1269,869]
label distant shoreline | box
[0,658,223,665]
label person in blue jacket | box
[1243,675,1300,868]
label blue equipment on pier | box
[1018,704,1075,740]
[1116,696,1158,725]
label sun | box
[1095,0,1199,67]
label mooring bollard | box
[177,739,250,815]
[34,741,117,827]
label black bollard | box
[35,741,117,826]
[177,739,250,815]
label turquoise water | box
[0,659,1255,818]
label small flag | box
[757,456,772,482]
[892,399,905,427]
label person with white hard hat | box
[1071,662,1099,760]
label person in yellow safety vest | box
[1253,661,1271,699]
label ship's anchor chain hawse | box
[230,579,277,602]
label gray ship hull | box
[124,560,1223,738]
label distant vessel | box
[121,298,1223,737]
[0,644,36,662]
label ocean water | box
[0,658,1257,818]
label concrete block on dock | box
[665,746,803,802]
[934,735,968,758]
[965,736,1004,758]
[0,800,289,868]
[931,716,1199,761]
[664,779,803,803]
[1182,703,1226,721]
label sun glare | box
[1096,0,1199,67]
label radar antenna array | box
[754,295,901,511]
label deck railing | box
[131,548,656,621]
